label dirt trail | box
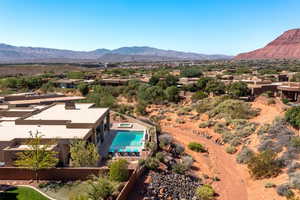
[161,124,248,200]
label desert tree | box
[15,130,58,182]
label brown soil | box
[145,96,288,200]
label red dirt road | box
[161,124,248,200]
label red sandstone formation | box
[236,29,300,60]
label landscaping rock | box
[144,171,201,200]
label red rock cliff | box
[235,29,300,60]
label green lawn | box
[0,186,49,200]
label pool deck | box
[98,123,147,159]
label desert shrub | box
[225,145,237,154]
[257,124,270,135]
[213,122,229,134]
[188,142,206,152]
[279,150,299,167]
[267,118,294,145]
[144,157,159,170]
[288,161,300,173]
[172,163,187,174]
[158,134,173,148]
[195,184,215,200]
[195,96,230,114]
[191,91,208,102]
[247,150,282,179]
[265,182,276,188]
[109,159,129,182]
[267,98,276,105]
[135,101,148,116]
[199,120,216,128]
[205,79,226,95]
[277,183,294,198]
[208,99,259,120]
[289,172,300,189]
[236,146,254,164]
[228,136,242,147]
[234,122,257,138]
[175,118,185,124]
[115,104,134,115]
[155,152,165,162]
[173,143,185,155]
[290,136,300,150]
[258,139,283,153]
[285,106,300,128]
[181,156,194,169]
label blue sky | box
[0,0,299,55]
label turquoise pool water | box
[109,130,144,153]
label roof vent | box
[65,101,76,110]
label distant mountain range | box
[0,44,232,63]
[236,28,300,60]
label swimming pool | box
[109,130,145,153]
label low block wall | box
[0,167,115,181]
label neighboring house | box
[53,79,81,88]
[278,82,300,102]
[1,92,85,107]
[0,102,110,166]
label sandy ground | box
[147,96,288,200]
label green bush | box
[172,163,187,174]
[155,152,165,162]
[180,67,203,78]
[109,159,129,182]
[87,177,115,200]
[78,83,89,96]
[195,184,215,200]
[226,81,250,98]
[145,157,160,170]
[285,106,300,128]
[188,142,206,152]
[67,71,85,79]
[191,91,208,102]
[282,98,290,104]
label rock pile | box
[144,171,201,200]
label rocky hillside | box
[0,44,231,63]
[236,29,300,60]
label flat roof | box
[0,121,90,141]
[7,96,86,105]
[26,103,108,124]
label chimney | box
[65,101,76,110]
